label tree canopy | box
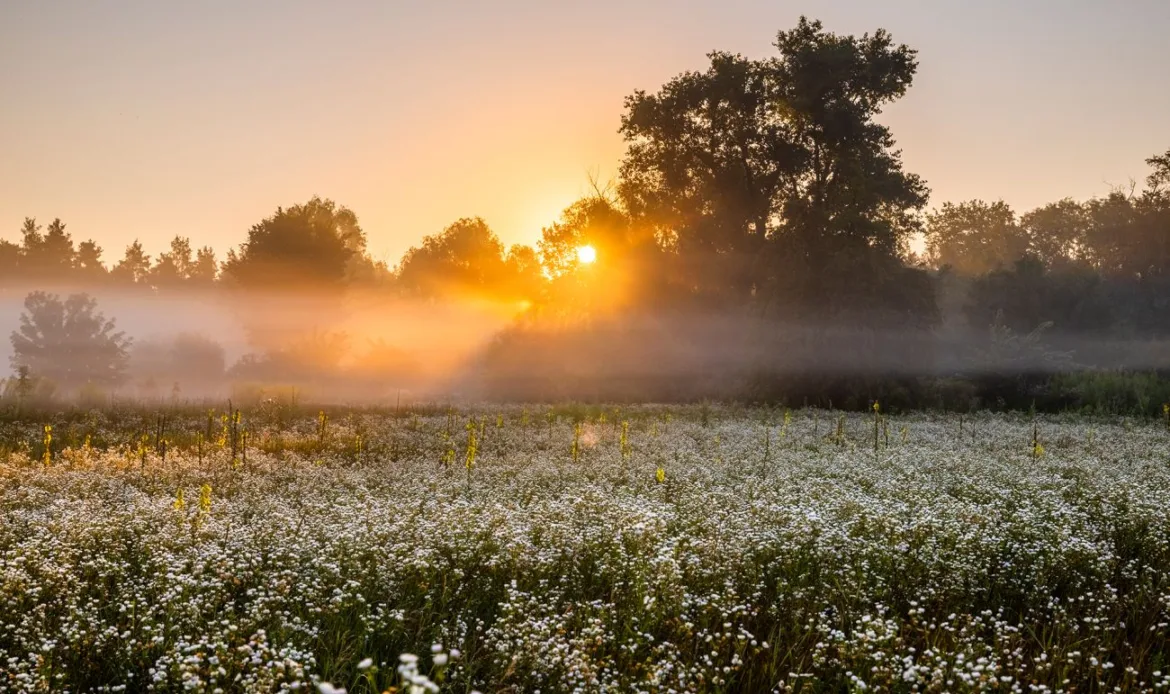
[619,17,927,314]
[222,197,366,291]
[10,292,131,388]
[395,217,542,302]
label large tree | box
[536,193,672,312]
[41,219,77,279]
[1147,148,1170,194]
[189,246,219,285]
[10,292,130,387]
[538,195,632,279]
[222,197,365,291]
[395,217,542,302]
[151,236,195,287]
[76,240,108,283]
[618,17,928,314]
[110,240,152,285]
[1021,199,1089,269]
[925,200,1029,275]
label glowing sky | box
[2,0,1168,264]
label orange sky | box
[2,1,1168,265]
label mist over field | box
[8,277,1170,410]
[0,6,1166,412]
[6,4,1170,693]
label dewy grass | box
[2,405,1170,691]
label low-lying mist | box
[4,284,1170,408]
[0,286,527,403]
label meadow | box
[2,403,1170,693]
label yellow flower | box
[42,425,52,467]
[198,484,212,515]
[655,467,665,484]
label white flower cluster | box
[1,406,1170,692]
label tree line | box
[5,17,1170,410]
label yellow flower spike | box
[198,484,212,515]
[656,467,666,484]
[173,488,186,512]
[42,425,52,468]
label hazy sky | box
[2,0,1168,265]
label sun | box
[576,244,597,264]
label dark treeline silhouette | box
[4,17,1170,412]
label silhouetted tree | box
[619,16,928,315]
[76,240,108,283]
[151,236,195,287]
[111,240,152,285]
[18,218,43,279]
[15,217,78,282]
[925,200,1029,274]
[42,219,76,278]
[396,217,541,301]
[1148,148,1170,193]
[222,197,364,291]
[10,292,130,388]
[1070,154,1170,279]
[539,195,631,278]
[964,257,1111,335]
[1021,199,1088,268]
[537,193,671,312]
[1,217,107,286]
[190,246,218,285]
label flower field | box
[2,404,1170,692]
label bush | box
[1044,370,1170,416]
